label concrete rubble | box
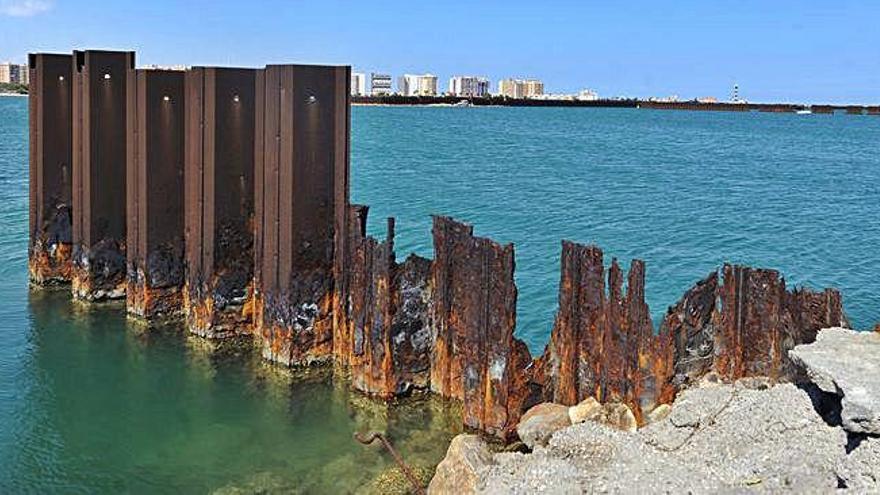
[790,327,880,435]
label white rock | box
[789,327,880,434]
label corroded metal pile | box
[27,48,850,440]
[532,243,847,424]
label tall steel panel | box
[184,67,257,336]
[28,53,73,286]
[253,64,350,366]
[125,69,186,318]
[71,50,135,301]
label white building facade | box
[351,72,366,96]
[398,74,438,96]
[448,76,490,97]
[370,73,392,96]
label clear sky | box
[0,0,877,103]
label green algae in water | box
[5,290,461,493]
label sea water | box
[1,97,878,491]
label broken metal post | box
[125,69,186,319]
[430,215,535,439]
[71,50,135,301]
[253,64,350,366]
[184,67,257,336]
[28,53,73,286]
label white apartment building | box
[0,62,28,84]
[448,76,490,97]
[351,72,366,96]
[398,73,438,97]
[497,78,544,99]
[370,72,392,96]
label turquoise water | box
[352,105,880,352]
[0,97,462,493]
[1,97,878,491]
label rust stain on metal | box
[71,50,134,301]
[713,264,846,382]
[535,242,661,423]
[335,207,433,397]
[125,69,186,319]
[253,64,350,366]
[29,49,862,441]
[429,215,535,439]
[537,242,848,425]
[183,67,257,336]
[28,53,74,286]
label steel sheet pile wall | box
[253,64,350,366]
[430,216,536,439]
[71,50,135,301]
[28,46,858,441]
[333,206,434,398]
[184,67,257,337]
[534,241,849,424]
[28,53,73,286]
[126,69,186,318]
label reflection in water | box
[8,291,460,493]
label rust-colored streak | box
[28,53,74,286]
[714,264,846,382]
[71,50,135,301]
[336,207,432,397]
[254,64,349,366]
[429,216,533,439]
[183,67,257,336]
[540,244,847,426]
[125,69,186,319]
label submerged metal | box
[28,47,858,441]
[184,67,257,336]
[126,69,186,319]
[71,50,135,301]
[253,64,350,366]
[28,53,74,286]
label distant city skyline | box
[0,0,877,103]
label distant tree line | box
[0,82,28,94]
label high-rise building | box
[370,72,392,96]
[497,78,544,99]
[523,79,544,97]
[398,74,438,97]
[448,76,490,97]
[0,62,27,84]
[351,72,366,96]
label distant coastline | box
[353,95,880,115]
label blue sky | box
[0,0,877,103]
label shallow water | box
[1,97,878,491]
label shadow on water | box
[6,290,461,494]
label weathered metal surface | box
[125,69,185,318]
[335,206,433,397]
[538,243,849,425]
[71,50,135,301]
[183,67,256,336]
[658,271,719,391]
[714,264,847,382]
[253,64,350,366]
[429,216,534,439]
[28,53,74,286]
[536,242,663,422]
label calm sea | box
[1,97,877,491]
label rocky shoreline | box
[429,327,880,493]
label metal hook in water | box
[354,431,426,494]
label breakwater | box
[29,48,851,440]
[354,94,880,115]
